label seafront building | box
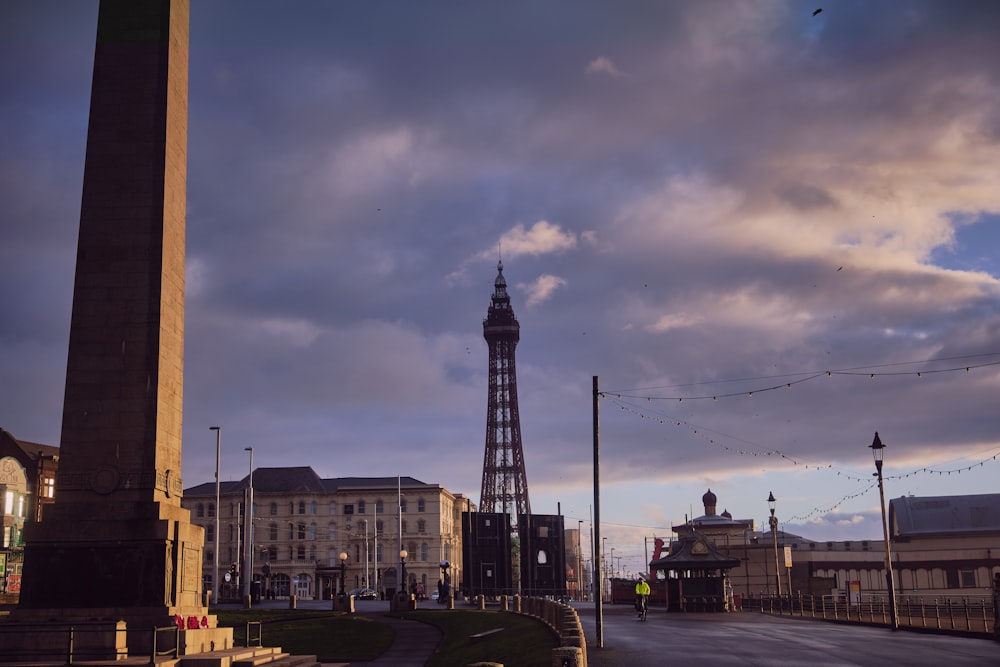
[181,467,473,601]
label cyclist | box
[635,575,650,620]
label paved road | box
[574,602,998,666]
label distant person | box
[635,576,650,620]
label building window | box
[298,523,306,540]
[297,546,306,561]
[230,503,236,517]
[960,569,976,588]
[42,477,55,498]
[309,545,316,561]
[344,504,354,515]
[358,500,366,515]
[310,501,317,515]
[417,499,425,512]
[309,523,317,540]
[376,519,384,536]
[376,499,384,513]
[328,523,336,540]
[289,502,295,514]
[401,520,408,534]
[400,499,407,513]
[288,523,294,540]
[270,523,278,541]
[417,519,426,534]
[207,503,215,518]
[196,503,205,518]
[205,549,213,563]
[206,525,215,542]
[420,543,428,561]
[299,501,306,515]
[270,502,278,516]
[329,501,337,515]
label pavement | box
[344,612,442,667]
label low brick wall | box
[516,597,587,667]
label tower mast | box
[480,261,531,523]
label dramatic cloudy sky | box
[4,1,1000,576]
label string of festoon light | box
[599,352,1000,523]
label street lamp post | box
[400,549,408,597]
[577,520,584,601]
[339,552,348,595]
[209,426,221,605]
[362,519,369,589]
[768,492,782,597]
[439,559,450,604]
[243,446,254,602]
[870,432,899,630]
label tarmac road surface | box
[575,602,997,667]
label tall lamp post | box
[209,426,221,605]
[339,552,348,595]
[768,492,782,597]
[577,520,584,601]
[870,432,899,630]
[243,446,254,601]
[439,559,451,604]
[400,549,408,597]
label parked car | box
[348,587,377,600]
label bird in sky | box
[813,8,823,16]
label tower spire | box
[480,261,531,522]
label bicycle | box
[636,594,648,621]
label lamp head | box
[400,549,408,561]
[767,491,776,515]
[339,552,347,563]
[869,432,885,465]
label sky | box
[3,1,1000,578]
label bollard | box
[244,595,252,609]
[501,595,509,611]
[551,646,583,667]
[289,594,297,610]
[478,595,486,610]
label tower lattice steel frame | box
[480,261,531,521]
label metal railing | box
[750,592,996,636]
[245,620,263,647]
[0,623,180,664]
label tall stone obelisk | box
[18,0,205,632]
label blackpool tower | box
[480,261,531,521]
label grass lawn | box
[404,609,558,667]
[215,609,391,662]
[214,608,559,666]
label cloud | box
[518,274,568,307]
[585,56,630,79]
[498,220,577,259]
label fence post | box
[67,627,75,665]
[150,627,157,666]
